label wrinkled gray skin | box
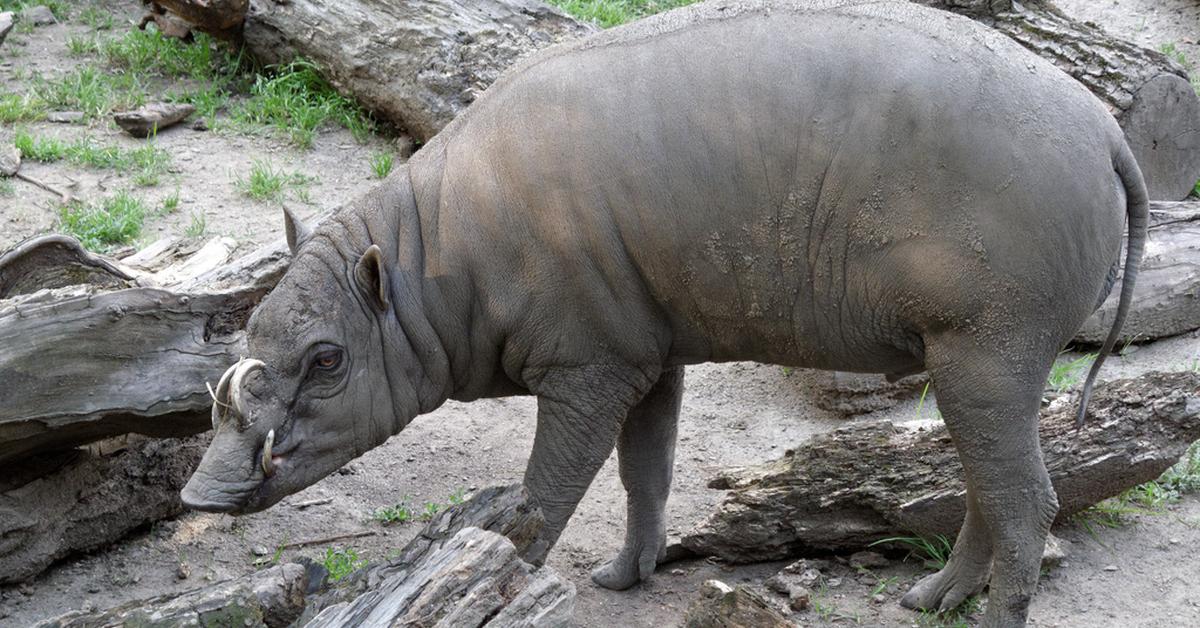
[181,2,1147,626]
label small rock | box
[191,118,209,131]
[46,110,84,123]
[87,582,101,593]
[672,568,687,576]
[765,574,790,595]
[848,550,890,570]
[787,585,811,611]
[0,144,19,176]
[825,577,843,588]
[1041,532,1069,569]
[0,12,14,47]
[1169,538,1181,545]
[251,545,270,557]
[176,562,190,580]
[872,593,887,604]
[686,580,796,628]
[1103,564,1118,572]
[20,5,55,26]
[700,579,733,598]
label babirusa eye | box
[313,349,341,370]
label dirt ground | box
[2,1,1199,626]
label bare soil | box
[2,1,1199,627]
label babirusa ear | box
[354,245,389,311]
[283,205,313,254]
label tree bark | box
[240,0,594,142]
[33,561,312,628]
[0,235,288,465]
[680,371,1200,563]
[0,433,209,584]
[1075,199,1200,346]
[34,484,574,627]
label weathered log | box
[684,580,796,628]
[147,0,248,37]
[296,483,547,622]
[33,484,572,627]
[1076,199,1200,345]
[113,102,197,137]
[34,561,312,628]
[304,527,574,628]
[681,370,1200,562]
[0,433,209,584]
[0,235,288,465]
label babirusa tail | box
[1076,143,1149,428]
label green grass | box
[0,92,47,123]
[1046,352,1096,393]
[917,596,982,628]
[235,159,314,202]
[30,66,145,120]
[185,211,207,238]
[161,190,180,213]
[13,129,171,185]
[320,547,366,582]
[1160,42,1200,96]
[59,190,147,251]
[371,489,467,526]
[1075,441,1200,532]
[870,534,953,571]
[231,59,373,148]
[546,0,700,27]
[66,35,101,57]
[370,152,394,179]
[79,6,116,31]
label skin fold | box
[180,2,1147,626]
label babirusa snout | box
[207,357,266,432]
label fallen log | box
[34,561,312,628]
[1075,199,1200,346]
[35,484,574,627]
[681,370,1200,562]
[0,235,288,465]
[0,433,209,584]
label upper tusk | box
[209,359,240,430]
[228,358,266,431]
[261,429,275,477]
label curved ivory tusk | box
[209,360,240,430]
[261,429,275,477]
[228,359,266,431]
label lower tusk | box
[261,429,275,477]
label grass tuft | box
[0,92,46,123]
[370,152,394,179]
[59,190,147,251]
[185,211,207,238]
[1046,352,1096,393]
[870,534,953,571]
[232,59,373,148]
[13,129,171,185]
[235,159,314,202]
[546,0,700,27]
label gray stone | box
[45,111,84,123]
[0,12,14,46]
[0,144,19,177]
[20,5,55,26]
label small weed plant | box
[371,489,468,526]
[372,502,416,525]
[59,191,147,251]
[1075,441,1200,532]
[320,547,366,582]
[185,212,207,238]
